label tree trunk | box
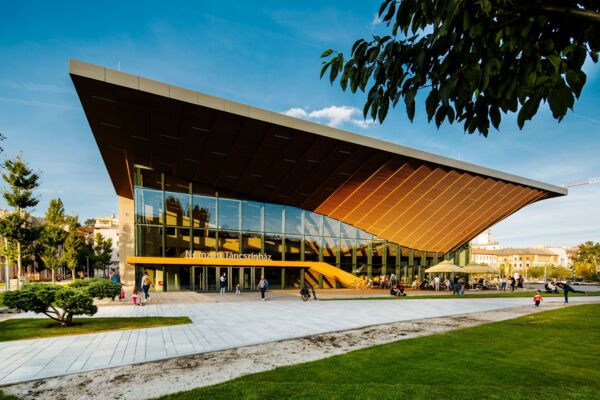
[3,238,9,292]
[17,241,21,290]
[71,268,76,282]
[52,269,56,284]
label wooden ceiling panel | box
[72,71,565,254]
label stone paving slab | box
[0,296,597,385]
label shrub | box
[86,279,121,300]
[70,277,121,299]
[4,283,97,327]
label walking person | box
[452,276,459,295]
[257,276,269,301]
[140,270,152,302]
[110,268,121,301]
[510,276,516,292]
[434,275,440,291]
[501,276,507,291]
[390,273,397,288]
[219,272,227,295]
[517,275,524,289]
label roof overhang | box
[70,59,566,253]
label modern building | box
[69,59,567,292]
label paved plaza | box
[1,296,598,386]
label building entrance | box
[190,266,261,292]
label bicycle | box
[300,285,317,301]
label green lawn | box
[323,290,598,301]
[0,391,18,400]
[158,304,600,400]
[0,292,4,307]
[0,317,192,342]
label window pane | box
[242,201,263,232]
[165,191,191,227]
[192,195,216,228]
[192,229,217,256]
[340,238,354,273]
[341,222,356,239]
[218,230,240,256]
[304,212,322,236]
[218,198,241,230]
[371,241,385,277]
[323,216,340,237]
[165,227,190,257]
[357,229,372,240]
[285,207,303,235]
[242,233,262,254]
[137,225,162,257]
[356,240,369,276]
[323,236,338,266]
[136,168,162,190]
[304,235,320,262]
[264,233,283,260]
[285,234,302,261]
[135,187,163,225]
[264,204,284,233]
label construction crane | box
[559,176,600,188]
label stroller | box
[419,279,430,290]
[300,285,317,301]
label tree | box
[572,240,600,280]
[45,198,65,225]
[320,0,600,135]
[4,283,97,327]
[93,232,114,278]
[1,155,40,288]
[62,228,86,282]
[83,218,96,227]
[39,224,68,283]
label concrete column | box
[118,195,135,286]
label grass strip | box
[158,304,600,400]
[0,317,192,342]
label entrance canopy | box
[71,60,566,253]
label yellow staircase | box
[306,262,366,289]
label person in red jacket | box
[533,290,543,308]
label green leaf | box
[425,89,438,121]
[490,106,500,130]
[321,49,333,58]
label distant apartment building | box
[472,247,560,270]
[94,215,120,267]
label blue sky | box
[0,1,599,247]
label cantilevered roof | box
[69,59,566,253]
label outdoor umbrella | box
[464,263,497,274]
[424,260,465,273]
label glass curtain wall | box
[134,167,449,283]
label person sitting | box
[545,281,559,294]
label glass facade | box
[133,166,456,290]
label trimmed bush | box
[71,277,121,299]
[4,283,97,327]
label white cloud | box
[282,105,377,129]
[371,13,382,28]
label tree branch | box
[541,5,600,23]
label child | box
[533,290,543,307]
[132,288,143,306]
[235,284,241,296]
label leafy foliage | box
[45,198,65,225]
[71,277,121,299]
[3,283,97,327]
[320,0,600,135]
[93,232,114,276]
[572,240,600,280]
[62,229,87,282]
[2,155,40,210]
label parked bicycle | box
[300,284,317,301]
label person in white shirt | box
[140,271,152,301]
[434,276,440,291]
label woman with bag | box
[257,276,269,301]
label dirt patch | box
[2,303,571,400]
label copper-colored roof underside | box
[70,60,565,253]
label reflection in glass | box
[192,196,216,228]
[340,238,354,273]
[386,243,399,274]
[137,225,163,257]
[135,188,164,225]
[218,230,240,255]
[371,241,384,277]
[137,168,162,190]
[192,229,217,255]
[165,191,191,227]
[285,207,303,235]
[242,201,263,232]
[323,216,340,237]
[304,212,322,236]
[285,235,302,261]
[413,250,423,266]
[264,204,284,233]
[341,222,356,239]
[242,233,262,254]
[356,240,369,277]
[165,227,190,257]
[304,235,320,262]
[264,234,283,260]
[218,198,241,230]
[322,236,338,266]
